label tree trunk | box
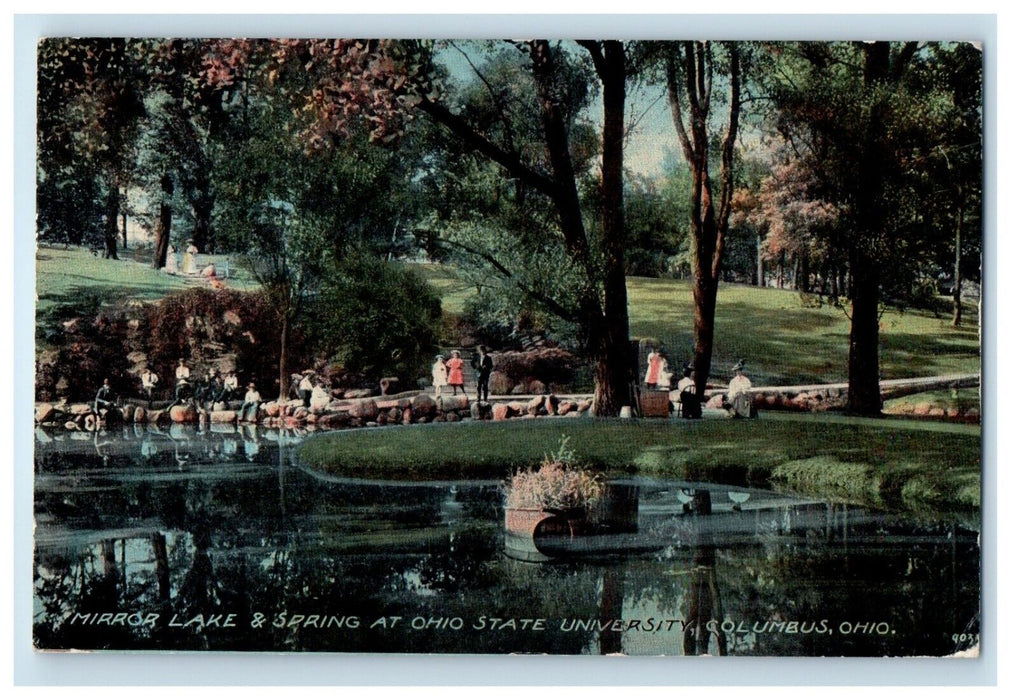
[846,262,883,415]
[121,185,128,250]
[278,315,289,403]
[152,173,173,269]
[192,196,214,254]
[151,532,171,614]
[952,202,964,326]
[103,183,120,260]
[591,41,632,417]
[691,230,720,396]
[757,234,766,287]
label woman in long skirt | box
[446,351,465,396]
[432,355,449,398]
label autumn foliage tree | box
[204,39,638,415]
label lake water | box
[33,424,981,656]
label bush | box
[491,347,577,390]
[313,255,442,386]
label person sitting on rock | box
[298,370,315,407]
[93,378,115,415]
[725,360,754,419]
[310,380,331,412]
[222,370,239,402]
[240,383,262,422]
[678,364,703,419]
[175,359,191,383]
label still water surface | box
[33,424,980,656]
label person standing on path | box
[447,351,466,396]
[432,355,449,398]
[645,348,664,390]
[476,346,494,402]
[140,367,159,408]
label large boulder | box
[210,410,237,424]
[470,402,492,421]
[557,400,577,416]
[412,394,438,420]
[35,403,57,424]
[349,398,379,420]
[169,405,198,423]
[318,412,349,428]
[528,379,547,395]
[492,403,516,421]
[439,395,469,412]
[133,407,147,424]
[526,396,545,417]
[489,371,514,396]
[544,394,560,416]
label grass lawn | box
[414,264,981,387]
[36,244,259,317]
[37,251,980,389]
[300,412,981,513]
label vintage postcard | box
[27,27,986,668]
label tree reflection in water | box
[33,425,980,655]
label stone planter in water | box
[503,484,639,562]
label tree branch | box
[415,95,559,199]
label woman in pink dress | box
[446,350,465,396]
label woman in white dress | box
[164,244,178,274]
[182,241,198,275]
[432,355,449,398]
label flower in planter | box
[503,435,606,511]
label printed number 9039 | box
[952,633,979,645]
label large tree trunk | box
[844,42,894,416]
[846,262,883,415]
[152,173,173,269]
[103,182,120,260]
[192,196,214,254]
[592,41,633,416]
[691,214,721,396]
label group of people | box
[293,369,332,411]
[432,346,494,402]
[646,347,754,419]
[168,360,244,409]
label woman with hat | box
[726,360,753,418]
[240,382,262,423]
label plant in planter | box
[503,436,606,514]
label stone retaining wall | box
[35,373,980,431]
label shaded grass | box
[411,265,981,386]
[299,413,981,513]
